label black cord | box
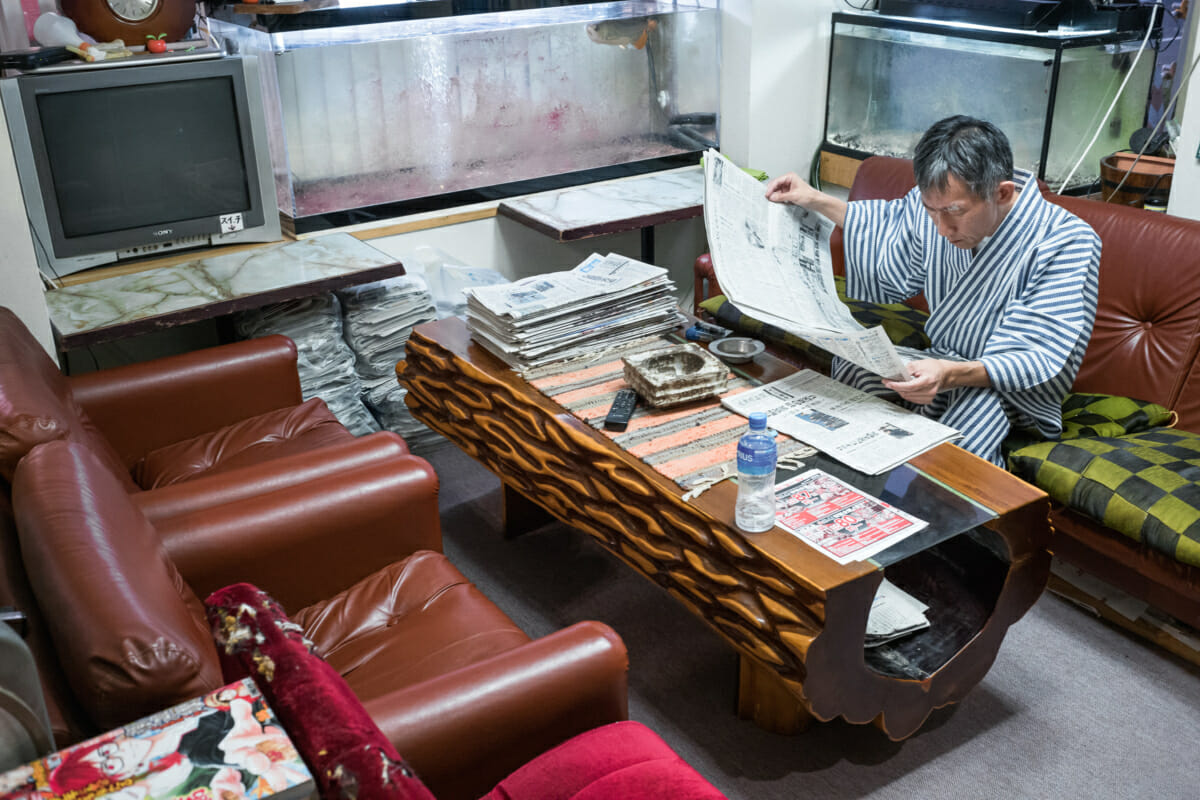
[842,0,877,11]
[1153,0,1181,53]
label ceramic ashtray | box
[622,343,730,408]
[708,337,765,364]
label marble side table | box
[44,233,404,351]
[496,166,703,263]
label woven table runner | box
[525,341,815,499]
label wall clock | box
[60,0,196,46]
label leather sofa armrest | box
[367,620,629,800]
[693,253,721,316]
[133,432,411,524]
[67,335,304,461]
[154,456,442,612]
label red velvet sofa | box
[695,156,1200,630]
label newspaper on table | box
[867,578,931,647]
[722,369,960,475]
[465,252,681,372]
[774,468,928,565]
[702,148,911,381]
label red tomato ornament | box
[146,33,167,53]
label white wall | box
[0,98,54,356]
[720,0,840,182]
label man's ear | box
[995,180,1017,205]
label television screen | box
[1,55,281,279]
[39,77,252,239]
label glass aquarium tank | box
[211,0,718,231]
[825,10,1154,193]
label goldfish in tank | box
[586,17,658,50]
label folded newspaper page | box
[866,577,931,647]
[775,468,929,566]
[702,148,911,381]
[722,369,960,475]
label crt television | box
[1,55,281,280]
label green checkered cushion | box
[1007,428,1200,568]
[1002,393,1175,456]
[1060,393,1174,439]
[698,276,931,370]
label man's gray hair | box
[913,116,1014,199]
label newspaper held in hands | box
[774,468,928,565]
[702,148,911,381]
[722,369,960,475]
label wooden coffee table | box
[398,317,1051,740]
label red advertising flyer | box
[775,469,927,565]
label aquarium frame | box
[823,10,1152,192]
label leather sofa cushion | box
[294,551,531,699]
[1043,194,1200,433]
[12,440,223,731]
[132,397,353,489]
[0,309,135,490]
[1007,427,1200,568]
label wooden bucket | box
[1099,152,1174,208]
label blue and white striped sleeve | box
[842,190,929,305]
[978,222,1101,392]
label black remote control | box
[604,389,638,432]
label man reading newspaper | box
[760,117,1100,466]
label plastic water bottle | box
[735,411,777,533]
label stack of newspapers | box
[466,252,681,371]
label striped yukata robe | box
[837,169,1101,466]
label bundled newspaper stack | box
[337,275,444,453]
[337,275,437,380]
[465,252,682,372]
[234,294,380,437]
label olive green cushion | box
[1003,394,1176,454]
[1007,427,1200,568]
[698,276,931,370]
[1059,393,1175,439]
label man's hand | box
[882,358,992,405]
[763,172,848,227]
[765,172,820,206]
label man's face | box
[919,173,1012,250]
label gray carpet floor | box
[425,442,1200,800]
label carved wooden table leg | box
[502,482,554,538]
[738,654,814,735]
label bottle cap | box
[748,411,767,430]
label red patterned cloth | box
[205,583,435,800]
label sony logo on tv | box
[152,229,174,237]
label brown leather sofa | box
[0,306,442,740]
[0,308,629,798]
[695,156,1200,628]
[11,438,629,800]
